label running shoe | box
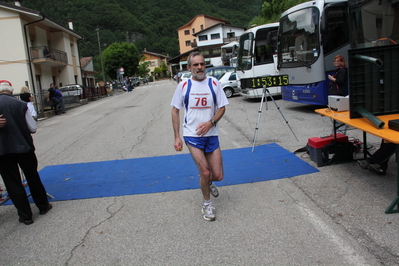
[209,182,219,197]
[202,204,216,221]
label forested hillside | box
[7,0,266,57]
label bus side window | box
[255,44,272,64]
[323,5,349,54]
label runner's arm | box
[172,106,183,151]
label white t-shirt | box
[171,77,228,137]
[27,102,37,118]
[25,108,36,133]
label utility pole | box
[96,28,106,84]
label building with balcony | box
[169,15,245,73]
[177,15,230,55]
[0,1,83,116]
[192,23,245,67]
[141,49,171,77]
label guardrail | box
[14,86,111,118]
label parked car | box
[218,71,239,98]
[61,84,83,95]
[131,77,140,86]
[175,71,187,83]
[206,66,236,80]
[179,71,192,82]
[59,84,83,103]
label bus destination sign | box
[240,75,289,88]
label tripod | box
[252,86,298,152]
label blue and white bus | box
[278,0,399,105]
[236,22,281,99]
[278,0,351,105]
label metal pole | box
[96,28,106,84]
[252,86,299,152]
[252,86,267,152]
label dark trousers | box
[51,97,60,114]
[0,152,49,220]
[367,140,397,171]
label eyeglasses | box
[334,60,342,62]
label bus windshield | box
[237,32,254,71]
[278,7,320,68]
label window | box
[192,28,195,34]
[185,40,191,46]
[323,4,349,54]
[348,0,398,48]
[278,7,320,66]
[227,32,235,38]
[184,30,190,35]
[214,69,223,77]
[199,35,208,41]
[211,48,221,55]
[202,50,210,55]
[200,25,204,30]
[211,33,220,40]
[255,43,273,65]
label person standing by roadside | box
[19,86,37,120]
[0,80,52,225]
[171,52,229,221]
[47,83,60,115]
[55,86,66,113]
[128,79,133,93]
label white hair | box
[0,82,14,93]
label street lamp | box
[96,28,106,84]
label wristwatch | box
[211,119,217,126]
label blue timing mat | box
[2,143,319,204]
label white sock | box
[204,200,212,206]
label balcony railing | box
[30,46,67,65]
[223,37,239,43]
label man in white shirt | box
[171,52,229,221]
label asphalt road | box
[0,79,398,265]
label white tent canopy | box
[221,41,239,49]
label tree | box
[153,67,162,79]
[160,62,168,77]
[102,42,140,79]
[137,61,151,78]
[248,0,308,27]
[12,0,261,58]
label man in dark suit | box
[47,83,60,115]
[0,80,52,225]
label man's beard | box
[192,72,206,80]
